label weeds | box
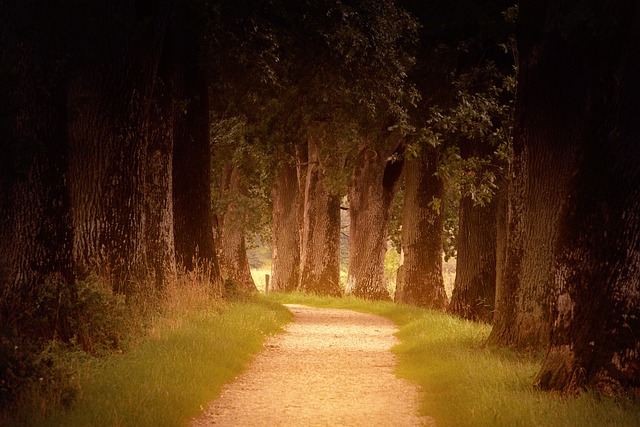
[0,261,288,426]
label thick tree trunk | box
[0,5,74,337]
[298,134,342,296]
[142,15,181,289]
[271,154,301,292]
[215,161,257,292]
[488,1,586,349]
[448,141,501,322]
[67,4,139,292]
[395,146,447,309]
[171,11,221,287]
[346,137,403,300]
[489,144,577,347]
[67,1,174,294]
[526,1,640,393]
[448,194,497,322]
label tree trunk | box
[0,4,74,337]
[142,15,180,290]
[448,194,498,322]
[395,145,447,309]
[271,153,301,292]
[215,161,257,292]
[298,134,342,296]
[524,0,640,393]
[346,137,404,300]
[448,141,501,322]
[171,9,221,287]
[66,2,172,294]
[488,1,585,349]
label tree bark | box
[298,134,342,296]
[0,3,74,337]
[171,7,221,287]
[395,145,447,309]
[525,0,640,393]
[65,1,174,295]
[142,13,181,290]
[346,137,404,300]
[271,153,301,292]
[448,140,500,322]
[488,1,585,349]
[215,161,257,292]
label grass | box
[42,298,290,426]
[267,292,640,427]
[3,292,291,427]
[7,285,637,426]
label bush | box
[0,276,126,416]
[73,277,126,353]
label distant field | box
[252,256,458,299]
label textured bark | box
[488,10,585,347]
[449,141,500,322]
[215,161,257,292]
[142,15,181,289]
[298,135,342,296]
[171,10,221,286]
[525,1,640,393]
[67,1,173,293]
[448,194,497,322]
[494,179,508,312]
[271,154,301,292]
[0,3,74,336]
[346,137,403,300]
[395,146,447,309]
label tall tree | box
[448,140,501,322]
[0,0,74,337]
[400,0,516,312]
[395,144,448,308]
[346,134,404,300]
[214,160,258,292]
[143,29,179,290]
[64,1,175,294]
[171,2,220,284]
[298,132,342,296]
[500,0,640,393]
[271,151,301,292]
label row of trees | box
[1,0,638,395]
[1,1,222,342]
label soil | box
[191,304,435,426]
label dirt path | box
[191,304,434,426]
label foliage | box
[210,116,273,243]
[1,268,291,425]
[388,186,404,254]
[8,276,126,355]
[429,63,514,201]
[22,297,290,427]
[0,276,126,418]
[207,0,420,200]
[384,247,401,295]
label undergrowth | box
[267,292,640,427]
[1,269,291,426]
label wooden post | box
[265,274,270,294]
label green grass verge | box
[33,296,291,427]
[267,292,640,427]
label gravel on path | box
[191,304,434,426]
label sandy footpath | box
[191,304,434,426]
